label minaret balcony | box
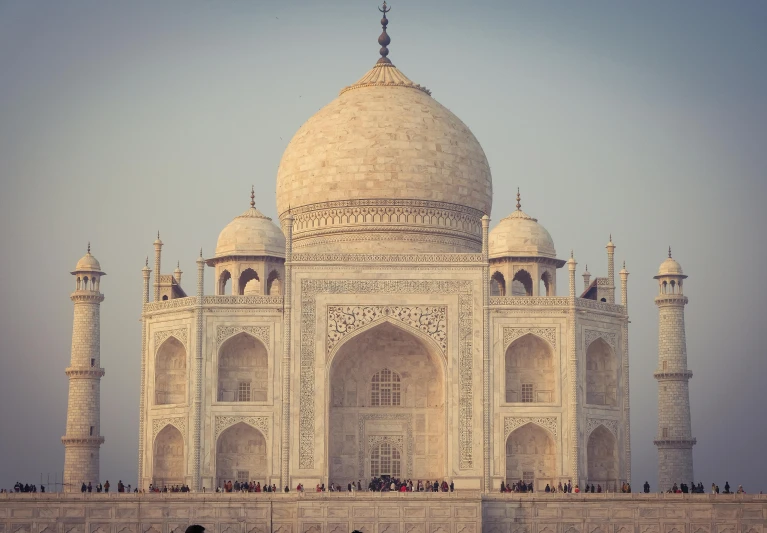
[61,435,105,445]
[653,369,693,380]
[653,437,697,448]
[65,367,105,378]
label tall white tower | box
[62,244,106,492]
[653,247,695,491]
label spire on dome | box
[516,188,521,211]
[668,246,672,258]
[250,185,255,208]
[377,2,392,65]
[87,242,91,254]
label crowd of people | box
[10,482,45,493]
[3,478,754,495]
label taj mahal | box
[58,6,698,498]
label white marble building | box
[62,9,698,494]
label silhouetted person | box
[81,483,87,493]
[644,481,650,493]
[724,481,730,494]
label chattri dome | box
[489,197,557,260]
[275,14,492,254]
[656,248,685,277]
[215,192,286,259]
[74,244,102,272]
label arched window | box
[490,272,506,296]
[505,334,554,403]
[370,442,401,478]
[218,270,231,295]
[370,368,401,406]
[266,270,282,295]
[239,268,259,295]
[541,271,552,296]
[162,295,168,301]
[511,269,533,296]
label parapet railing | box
[143,295,284,314]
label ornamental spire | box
[377,2,392,64]
[668,246,672,258]
[87,242,91,254]
[250,185,255,208]
[516,188,521,210]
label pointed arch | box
[217,331,268,402]
[505,333,555,403]
[512,269,533,296]
[587,424,618,490]
[155,336,187,405]
[505,422,557,490]
[541,270,553,296]
[586,337,617,406]
[327,320,445,486]
[215,421,267,488]
[491,271,506,296]
[239,268,259,295]
[153,424,184,488]
[218,269,231,295]
[327,317,446,371]
[266,269,282,296]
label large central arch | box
[326,320,446,486]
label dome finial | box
[516,188,521,210]
[377,2,392,65]
[250,185,255,208]
[668,246,672,258]
[87,242,91,254]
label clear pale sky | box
[1,1,765,492]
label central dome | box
[276,58,492,253]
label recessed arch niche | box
[586,337,617,406]
[326,320,445,486]
[217,332,268,402]
[215,422,267,487]
[505,423,556,491]
[155,337,186,405]
[505,333,555,403]
[587,425,618,491]
[153,425,184,488]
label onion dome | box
[215,188,286,259]
[489,190,557,259]
[275,5,491,253]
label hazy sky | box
[1,1,765,492]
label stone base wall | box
[0,493,764,533]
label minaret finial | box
[200,248,203,258]
[623,260,626,268]
[668,246,672,258]
[570,250,574,259]
[145,256,149,267]
[250,185,255,208]
[516,188,521,210]
[87,242,91,254]
[377,2,392,65]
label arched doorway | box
[218,333,268,402]
[505,334,555,403]
[511,269,533,296]
[153,425,184,488]
[587,425,618,491]
[215,422,267,488]
[586,338,617,406]
[505,423,556,491]
[327,321,445,486]
[155,337,186,405]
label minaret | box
[605,235,616,304]
[174,261,182,286]
[153,232,163,301]
[653,247,695,490]
[62,244,106,492]
[582,264,591,292]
